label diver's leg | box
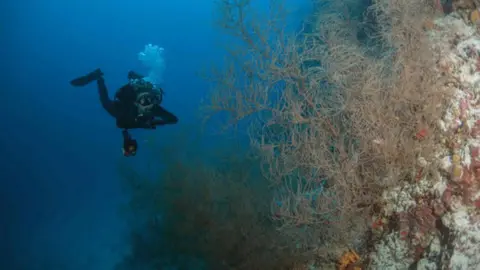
[96,77,117,117]
[71,68,117,117]
[70,68,103,87]
[153,106,178,125]
[122,129,131,141]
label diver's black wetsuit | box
[96,75,178,129]
[70,69,178,156]
[71,69,178,129]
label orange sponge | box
[338,250,361,270]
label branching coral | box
[116,134,307,270]
[206,0,448,255]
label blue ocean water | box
[1,0,312,269]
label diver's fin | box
[70,68,103,87]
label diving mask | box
[135,91,162,115]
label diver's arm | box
[122,129,131,139]
[152,106,178,125]
[97,78,117,117]
[126,107,177,129]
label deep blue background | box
[1,0,311,269]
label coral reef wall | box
[369,10,480,270]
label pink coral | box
[460,98,469,119]
[461,168,475,186]
[442,185,453,209]
[412,205,437,235]
[474,198,480,208]
[471,121,480,137]
[471,146,480,159]
[396,203,438,241]
[397,212,410,240]
[433,201,446,216]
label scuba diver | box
[70,68,178,157]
